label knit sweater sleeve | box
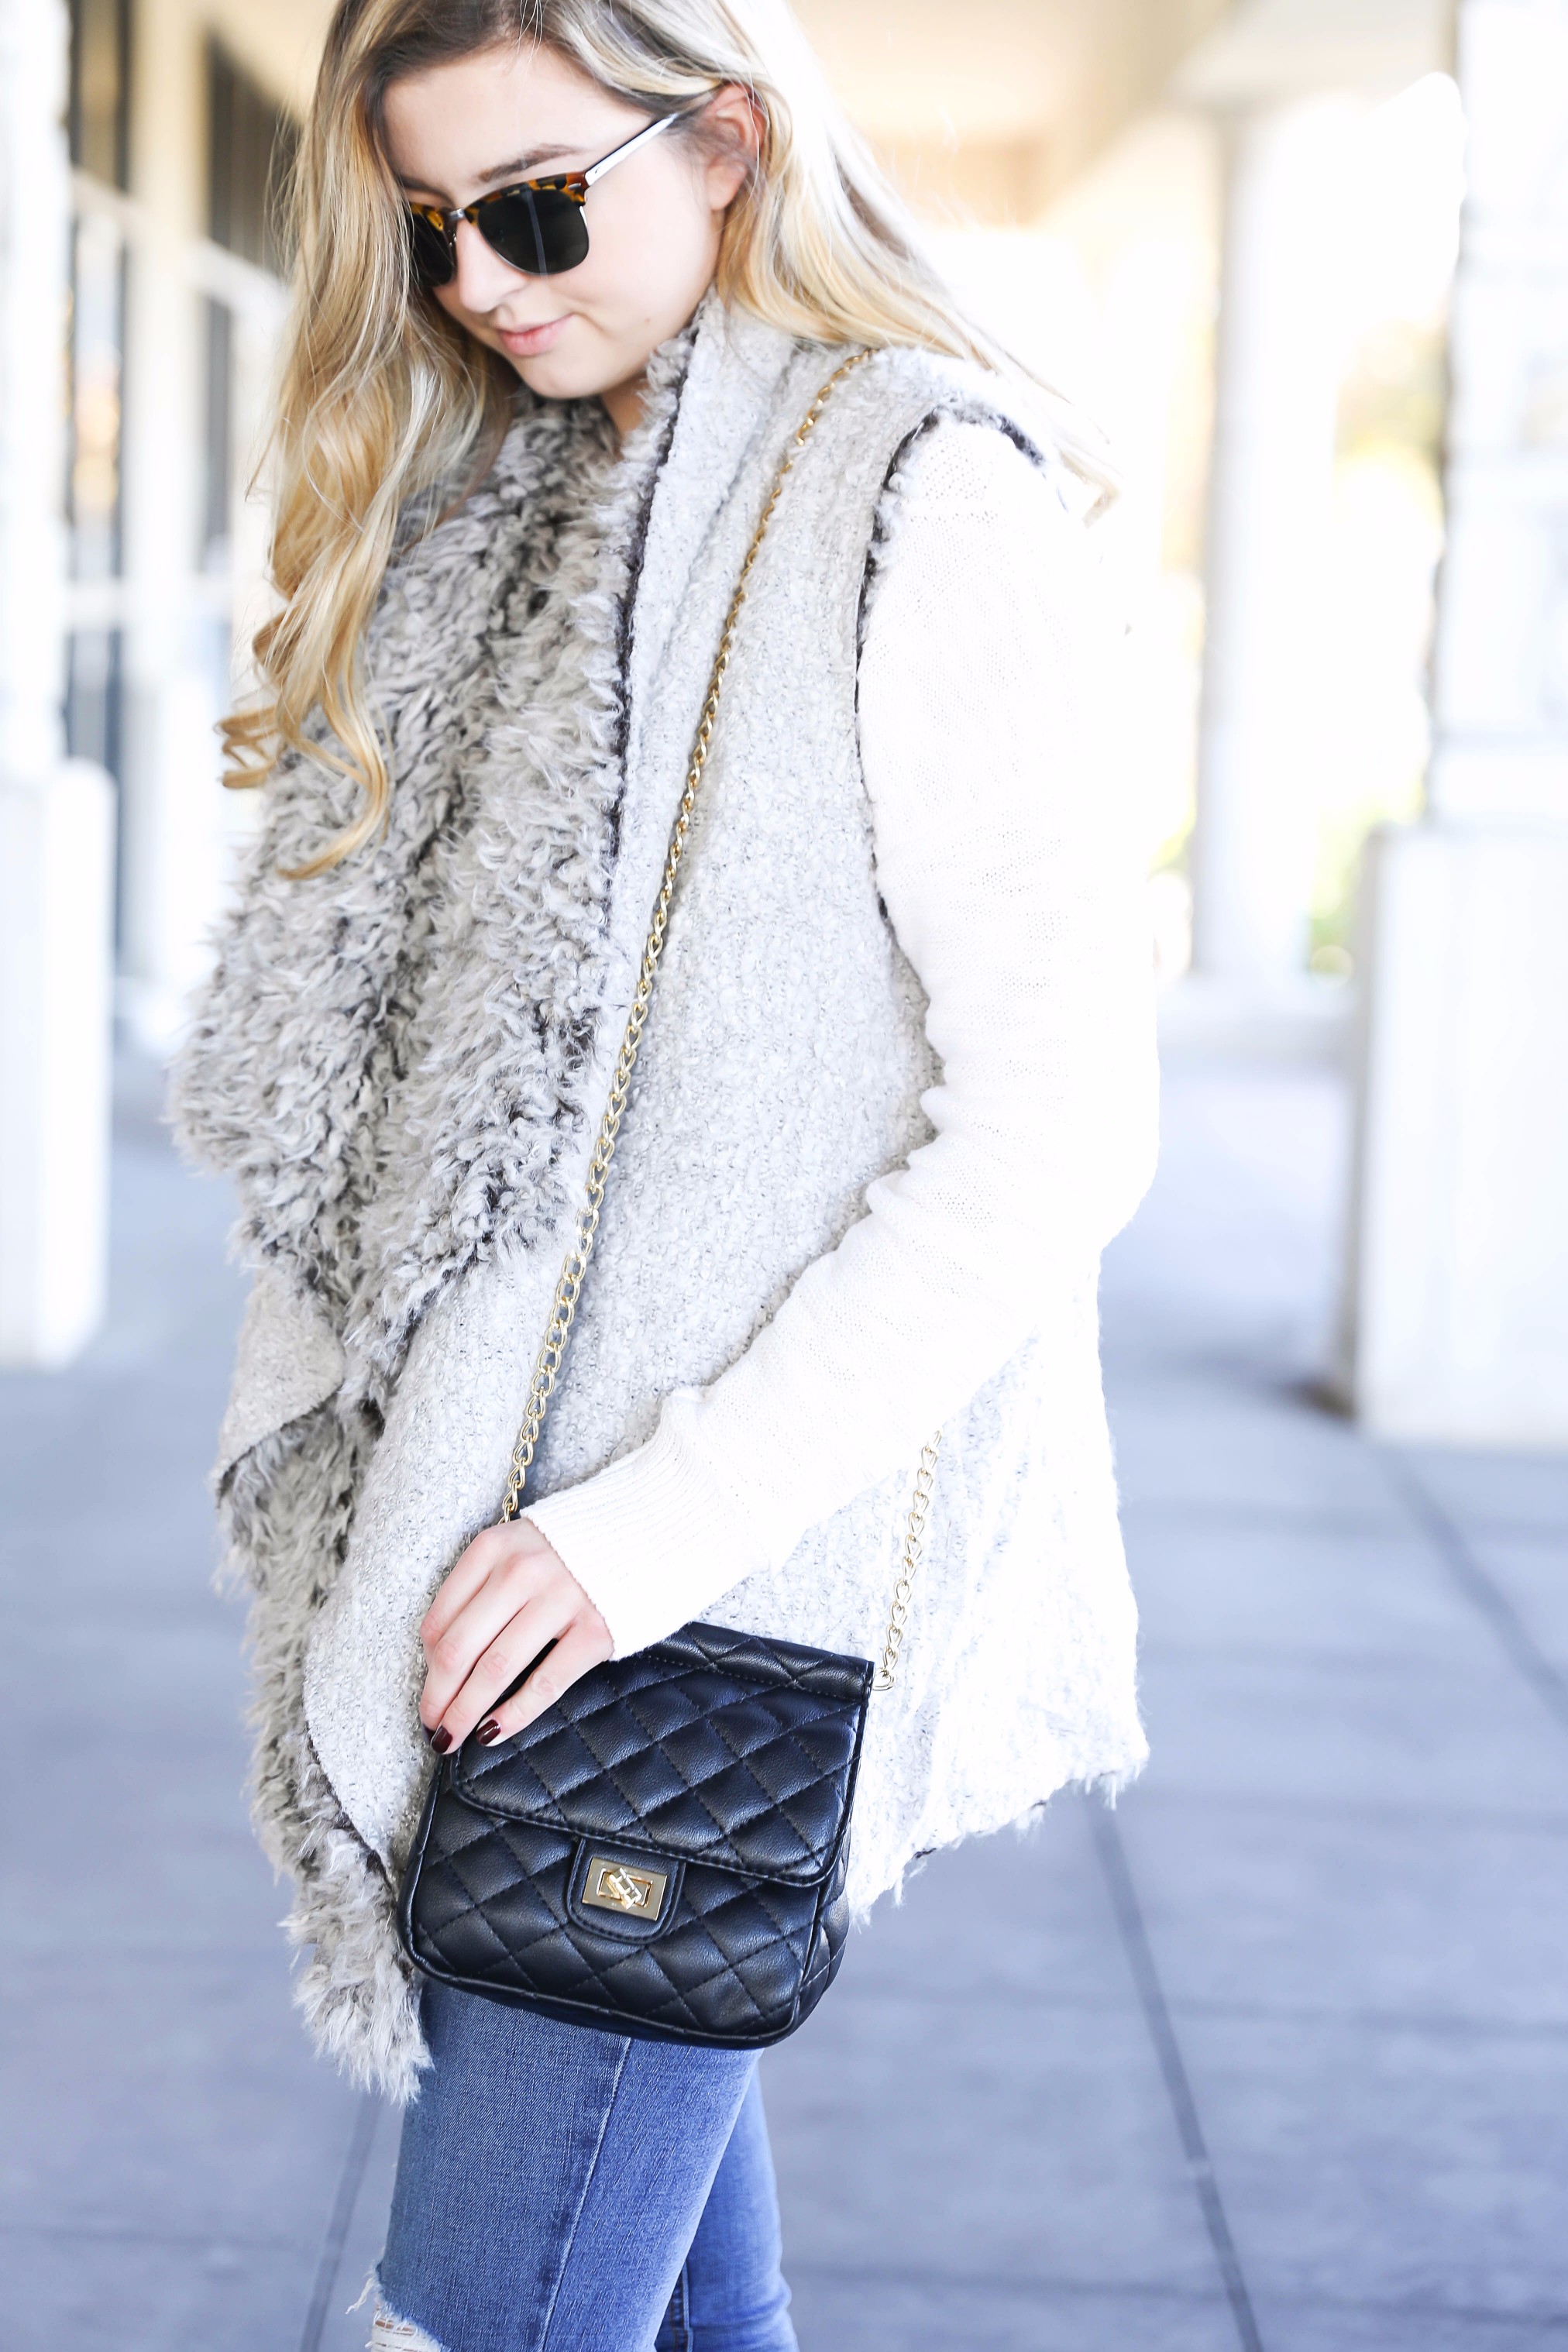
[524,417,1160,1655]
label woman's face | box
[382,43,752,432]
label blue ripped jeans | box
[377,1982,798,2352]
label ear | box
[697,81,763,212]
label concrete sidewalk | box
[4,1058,1566,2350]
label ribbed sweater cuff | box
[522,1407,767,1658]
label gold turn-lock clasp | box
[582,1855,670,1920]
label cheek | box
[583,172,720,318]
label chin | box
[514,359,579,401]
[511,327,613,405]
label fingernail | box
[428,1725,452,1754]
[475,1718,502,1745]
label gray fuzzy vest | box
[173,301,1145,2099]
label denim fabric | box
[379,1983,798,2352]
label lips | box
[497,315,570,357]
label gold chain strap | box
[500,346,937,1690]
[872,1431,942,1692]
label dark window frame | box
[67,0,132,191]
[207,41,300,275]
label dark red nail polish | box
[428,1725,452,1754]
[475,1718,501,1745]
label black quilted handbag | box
[398,1624,872,2044]
[397,355,940,2048]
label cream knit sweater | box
[527,417,1145,1645]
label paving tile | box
[1124,1521,1487,1665]
[2,1779,279,1958]
[0,1948,361,2249]
[5,1632,274,1958]
[1398,1449,1568,1541]
[764,1993,1222,2299]
[23,1497,237,1625]
[14,1607,246,1728]
[1103,1077,1345,1286]
[1136,1645,1568,1818]
[1107,1389,1405,1525]
[1466,1532,1568,1682]
[1253,2301,1568,2350]
[1119,1788,1568,2031]
[840,1793,1138,2011]
[1099,1071,1347,1371]
[0,1407,229,1553]
[2,1492,224,1575]
[786,2268,1240,2352]
[1,2226,317,2352]
[1177,2012,1568,2318]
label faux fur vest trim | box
[170,331,700,2099]
[171,332,687,1415]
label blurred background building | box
[1,0,1564,1445]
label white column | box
[1344,0,1568,1442]
[0,765,117,1365]
[0,0,70,782]
[1187,101,1357,1016]
[113,3,287,1050]
[0,0,117,1367]
[117,0,223,1052]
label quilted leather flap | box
[453,1621,875,1886]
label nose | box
[449,215,535,315]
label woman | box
[173,1,1158,2344]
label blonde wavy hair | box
[230,0,1111,872]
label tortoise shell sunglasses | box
[404,108,692,287]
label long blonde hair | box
[232,0,1109,871]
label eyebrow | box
[396,143,584,201]
[474,141,585,185]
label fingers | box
[471,1614,614,1749]
[423,1580,579,1752]
[419,1546,552,1731]
[420,1520,537,1650]
[419,1526,614,1756]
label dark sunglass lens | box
[478,188,589,277]
[406,209,455,288]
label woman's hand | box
[418,1518,612,1754]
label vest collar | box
[627,298,804,727]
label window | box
[66,0,132,820]
[201,298,235,570]
[64,217,126,924]
[203,46,298,566]
[65,630,124,787]
[67,211,126,584]
[208,44,299,273]
[69,0,132,189]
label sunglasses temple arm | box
[582,108,685,188]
